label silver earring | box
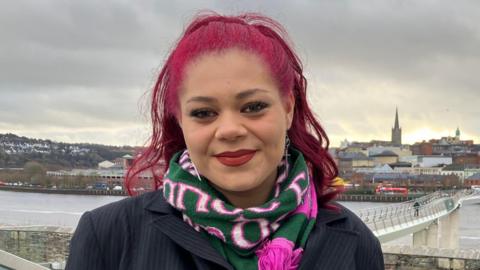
[285,134,290,177]
[191,161,202,182]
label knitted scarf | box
[162,148,317,270]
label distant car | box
[112,185,123,191]
[93,183,110,190]
[0,181,6,186]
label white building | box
[98,160,115,169]
[392,166,444,175]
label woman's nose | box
[214,112,247,141]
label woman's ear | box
[285,91,295,129]
[176,114,183,128]
[174,106,183,129]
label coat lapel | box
[144,191,234,270]
[299,206,359,269]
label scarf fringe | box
[256,238,303,270]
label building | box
[411,141,433,155]
[440,164,480,183]
[370,150,399,165]
[411,128,476,156]
[453,153,480,166]
[413,155,452,167]
[465,173,480,187]
[432,143,471,156]
[391,107,402,146]
[98,160,115,170]
[367,146,412,158]
[352,172,459,189]
[46,155,154,188]
[441,164,466,182]
[337,152,374,175]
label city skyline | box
[2,102,475,149]
[340,108,477,147]
[1,1,479,147]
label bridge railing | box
[356,189,475,233]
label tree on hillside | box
[24,161,46,186]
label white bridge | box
[357,189,480,248]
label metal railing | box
[0,249,49,270]
[357,189,479,234]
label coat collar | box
[144,190,234,270]
[143,189,173,214]
[299,205,359,269]
[144,190,358,270]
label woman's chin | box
[210,178,260,194]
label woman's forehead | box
[179,49,279,98]
[184,48,268,76]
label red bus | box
[375,185,408,196]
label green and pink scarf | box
[162,148,317,270]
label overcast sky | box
[1,0,479,147]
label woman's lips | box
[214,150,256,167]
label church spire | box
[391,107,402,145]
[394,107,400,129]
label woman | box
[66,12,384,270]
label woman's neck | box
[211,169,278,209]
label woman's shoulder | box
[322,202,380,244]
[316,202,365,226]
[332,202,372,232]
[68,190,175,269]
[308,202,384,269]
[88,190,159,216]
[79,190,167,234]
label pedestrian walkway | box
[357,189,480,243]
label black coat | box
[66,190,384,270]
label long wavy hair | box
[126,12,339,206]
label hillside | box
[0,133,135,169]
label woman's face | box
[177,48,294,207]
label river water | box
[1,190,479,249]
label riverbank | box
[0,186,127,196]
[1,186,426,202]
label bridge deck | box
[357,189,480,243]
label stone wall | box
[383,245,480,270]
[0,226,72,264]
[1,227,480,270]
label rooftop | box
[370,150,398,157]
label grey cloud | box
[0,0,479,146]
[0,86,147,128]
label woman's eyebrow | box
[235,88,269,100]
[186,88,269,104]
[186,96,216,104]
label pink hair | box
[126,12,339,206]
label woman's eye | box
[242,102,269,113]
[190,109,217,119]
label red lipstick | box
[214,150,256,167]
